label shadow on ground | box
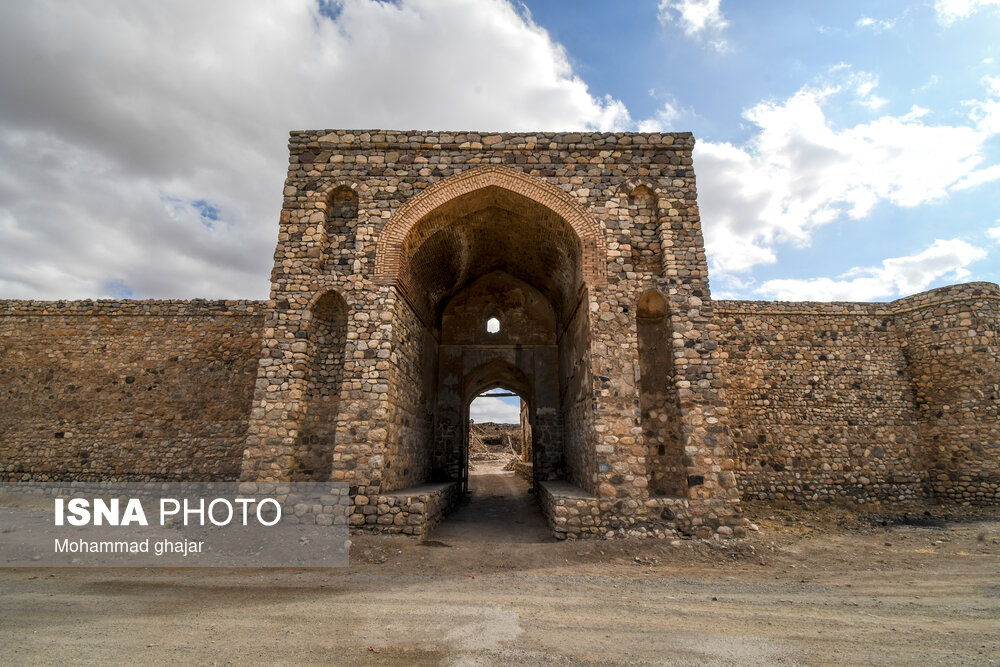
[428,465,553,544]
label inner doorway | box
[431,387,551,543]
[467,387,528,480]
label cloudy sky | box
[2,0,999,421]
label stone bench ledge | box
[539,480,594,500]
[382,482,457,501]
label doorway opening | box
[468,387,528,477]
[430,386,551,542]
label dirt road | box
[2,472,999,665]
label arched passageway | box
[377,170,599,533]
[462,362,532,492]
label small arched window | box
[486,317,500,334]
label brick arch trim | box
[374,165,607,286]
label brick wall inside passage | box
[0,300,264,481]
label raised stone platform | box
[511,461,532,484]
[539,481,744,540]
[351,482,461,536]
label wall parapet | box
[715,281,1000,318]
[888,281,1000,314]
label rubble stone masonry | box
[717,282,999,505]
[0,300,263,481]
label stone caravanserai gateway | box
[2,131,998,539]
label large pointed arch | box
[374,165,607,286]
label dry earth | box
[2,468,999,666]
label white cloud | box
[988,224,1000,242]
[966,76,1000,134]
[469,396,520,424]
[953,164,1000,190]
[854,73,888,110]
[857,15,898,32]
[913,74,941,94]
[0,0,632,299]
[637,101,683,132]
[658,0,729,50]
[696,69,1000,282]
[934,0,1000,24]
[756,238,988,301]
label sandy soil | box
[2,469,999,666]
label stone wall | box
[716,282,1000,505]
[382,295,437,492]
[716,299,925,503]
[896,283,1000,503]
[349,481,460,536]
[0,300,263,481]
[539,481,744,539]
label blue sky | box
[470,389,522,425]
[527,0,1000,301]
[1,1,998,421]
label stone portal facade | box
[2,130,998,540]
[237,130,742,539]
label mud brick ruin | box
[2,131,998,539]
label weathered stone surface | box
[717,282,1000,506]
[0,300,262,481]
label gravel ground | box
[2,472,998,666]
